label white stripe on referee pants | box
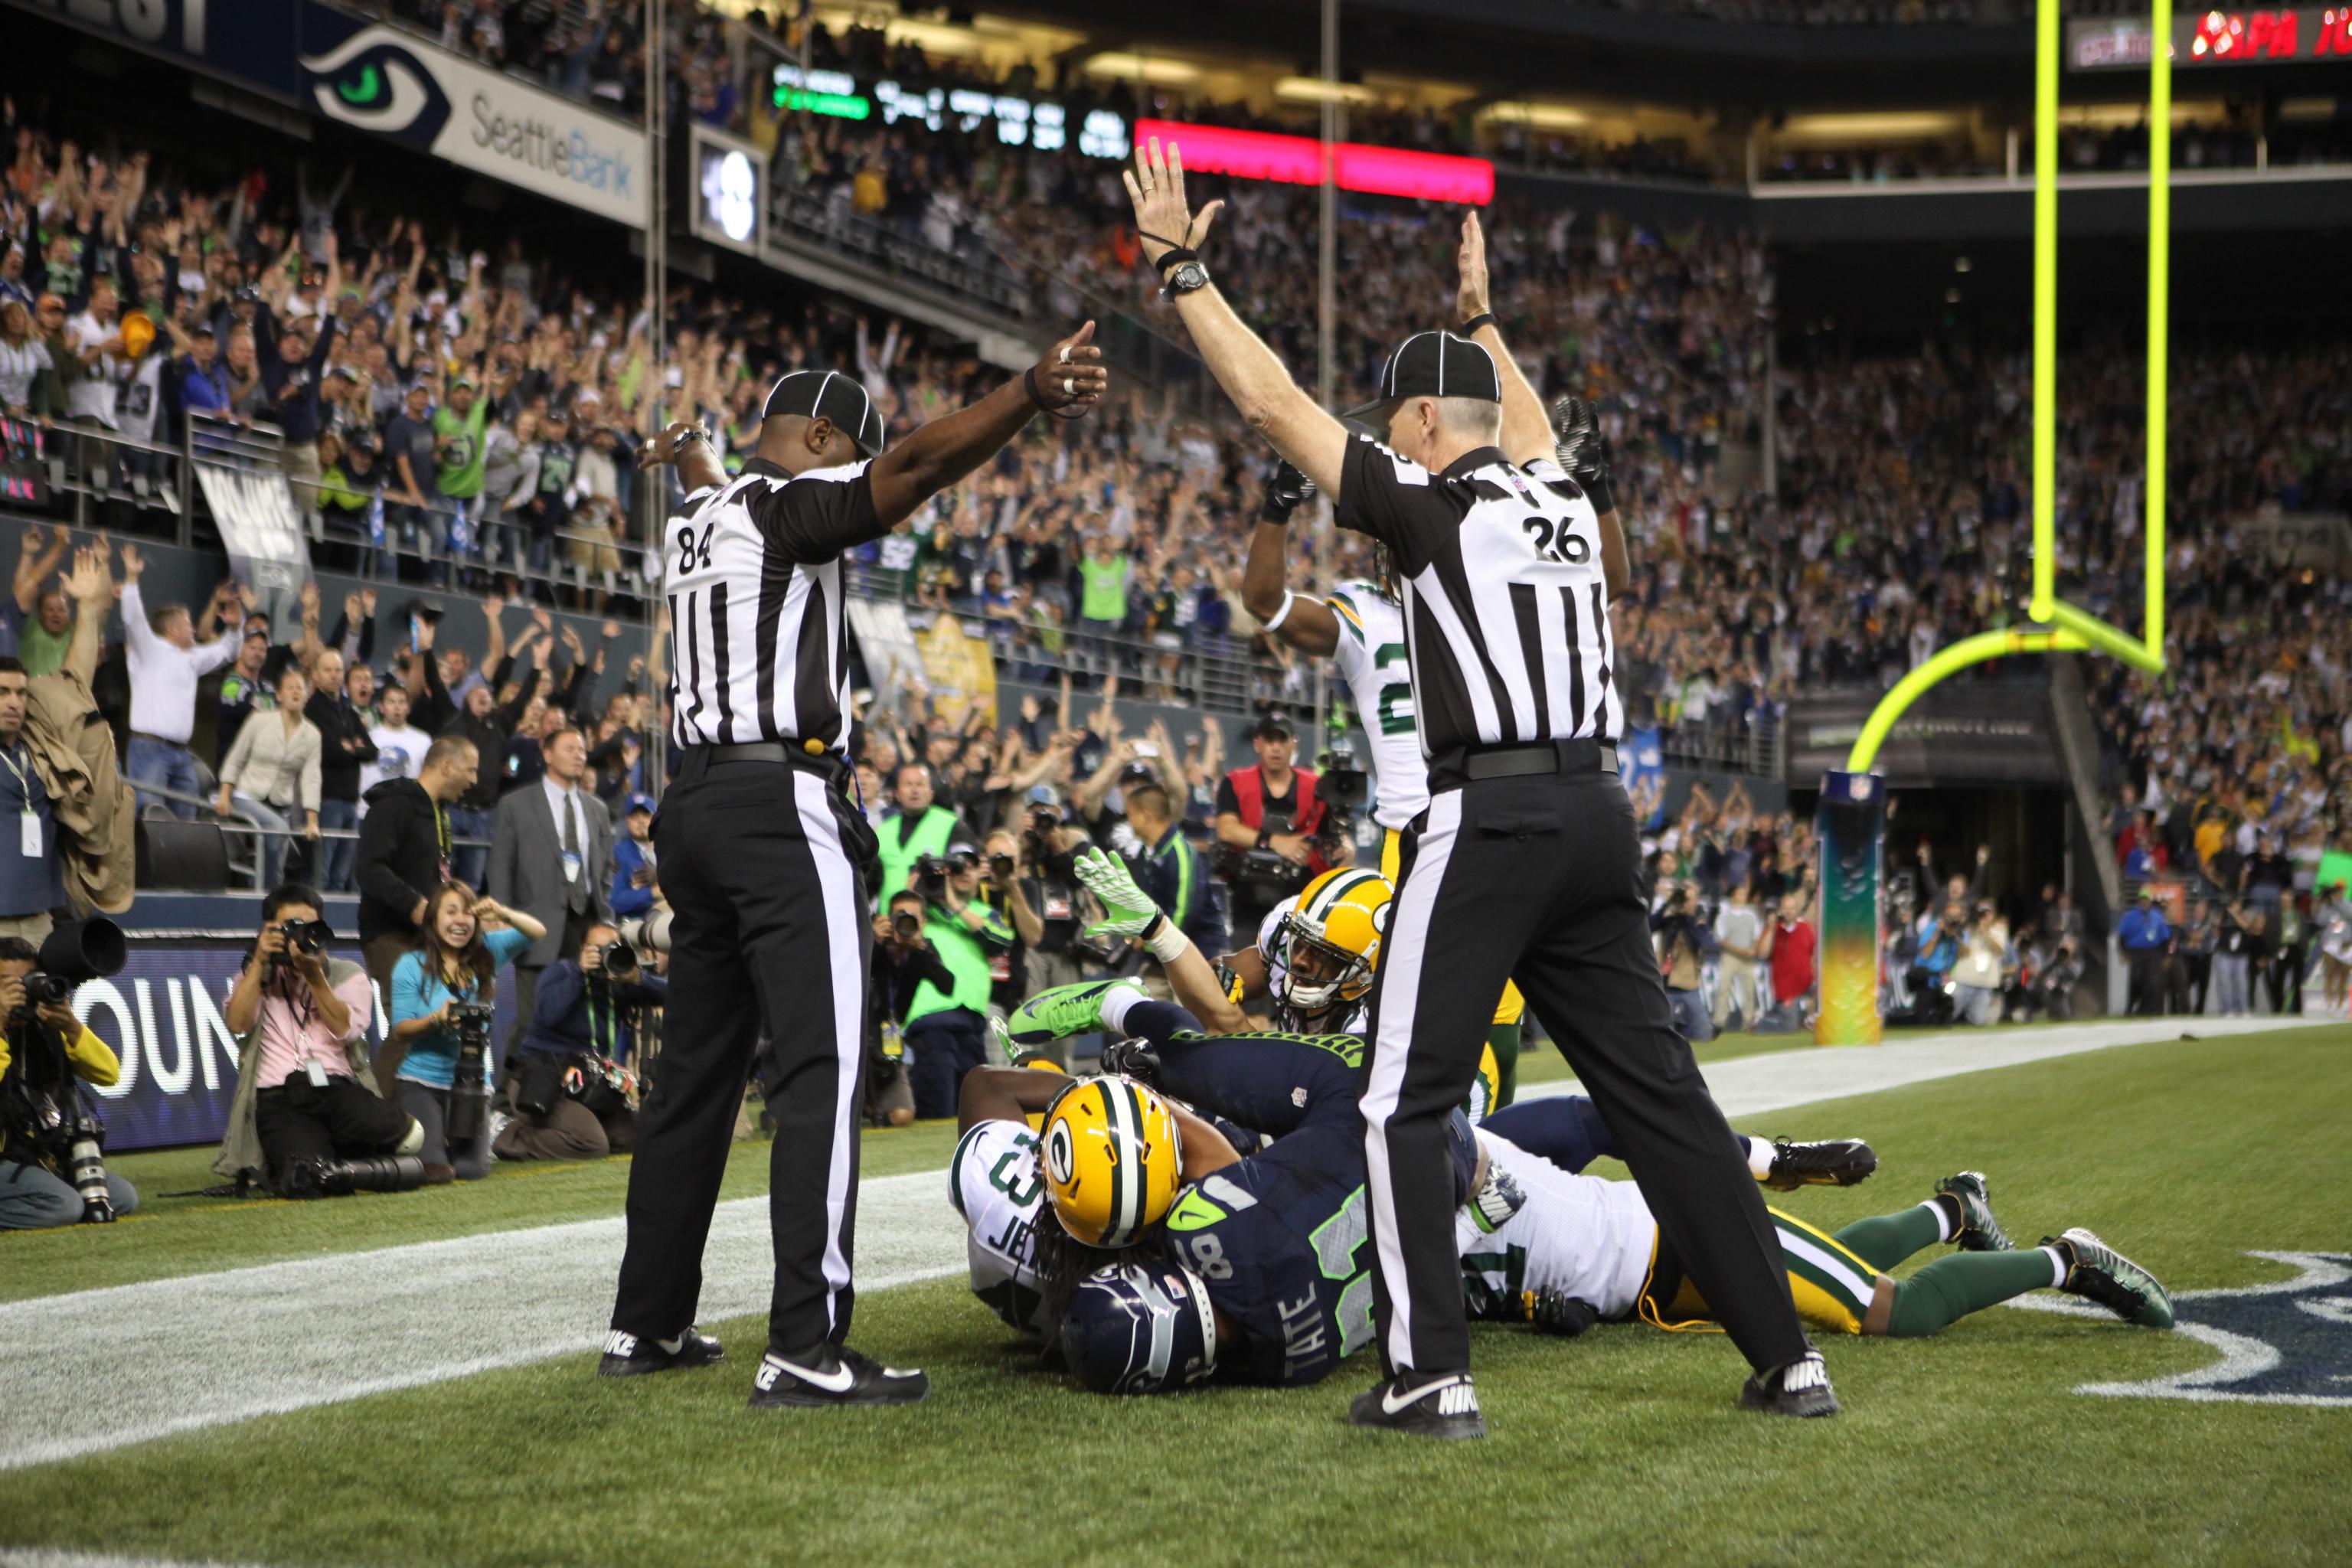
[1361,786,1462,1373]
[795,768,864,1331]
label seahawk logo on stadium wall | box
[2014,1250,2352,1406]
[301,28,452,145]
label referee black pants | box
[609,750,876,1360]
[1361,769,1810,1383]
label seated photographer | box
[217,884,424,1193]
[0,936,138,1228]
[496,923,661,1161]
[866,889,946,1128]
[387,882,544,1184]
[902,851,1014,1120]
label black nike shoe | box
[1936,1171,2014,1253]
[1763,1138,1879,1191]
[1348,1372,1487,1440]
[598,1327,726,1377]
[1739,1351,1841,1418]
[747,1346,929,1410]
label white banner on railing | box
[194,462,309,601]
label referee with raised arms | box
[1122,143,1829,1437]
[602,325,1106,1407]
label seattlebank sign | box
[298,10,646,230]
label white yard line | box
[0,1014,2321,1474]
[1517,1014,2315,1118]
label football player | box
[1052,995,2175,1403]
[1238,462,1533,1104]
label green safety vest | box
[876,806,958,904]
[909,913,995,1024]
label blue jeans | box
[0,1159,139,1228]
[318,796,359,892]
[231,792,293,892]
[448,805,494,890]
[127,734,200,819]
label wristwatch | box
[1162,260,1210,300]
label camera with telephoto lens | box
[616,909,671,956]
[890,907,924,943]
[1312,742,1370,862]
[2,919,128,1223]
[279,1154,428,1198]
[443,998,497,1144]
[267,917,332,975]
[1022,802,1063,867]
[915,851,974,903]
[597,938,639,979]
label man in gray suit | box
[488,726,615,1060]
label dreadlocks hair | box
[1370,543,1403,606]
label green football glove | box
[1073,846,1163,944]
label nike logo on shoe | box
[604,1331,637,1358]
[1383,1374,1476,1418]
[757,1353,854,1394]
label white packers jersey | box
[949,1119,1050,1334]
[1456,1132,1658,1321]
[1325,580,1428,831]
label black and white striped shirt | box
[1334,436,1616,757]
[665,456,883,756]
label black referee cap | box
[1344,330,1501,420]
[762,369,886,457]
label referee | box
[1122,145,1828,1437]
[602,325,1106,1407]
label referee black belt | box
[1429,738,1618,792]
[678,740,848,785]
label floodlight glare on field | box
[1815,0,2174,1046]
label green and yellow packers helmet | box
[1274,867,1392,1018]
[1040,1075,1184,1249]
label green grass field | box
[5,1027,2347,1566]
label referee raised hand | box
[1123,143,1825,1436]
[601,325,1106,1408]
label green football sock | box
[1884,1250,2065,1338]
[1488,1021,1522,1108]
[1833,1200,1950,1271]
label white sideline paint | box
[0,1015,2321,1474]
[0,1166,968,1474]
[0,1553,267,1568]
[1515,1014,2314,1117]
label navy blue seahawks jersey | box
[1158,1117,1374,1387]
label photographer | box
[900,851,1014,1120]
[1005,787,1090,1000]
[866,890,949,1127]
[1951,901,2010,1027]
[386,882,544,1183]
[497,922,660,1162]
[1213,714,1323,936]
[0,936,137,1227]
[1650,884,1716,1044]
[216,884,424,1193]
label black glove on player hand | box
[1259,460,1315,525]
[1550,394,1615,516]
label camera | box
[890,909,924,942]
[1,919,128,1223]
[988,851,1017,883]
[444,998,497,1145]
[597,939,639,978]
[279,1154,428,1198]
[915,851,973,902]
[267,917,332,974]
[1022,802,1064,868]
[1312,743,1370,864]
[616,909,671,956]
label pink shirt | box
[253,966,377,1089]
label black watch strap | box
[1461,312,1498,335]
[1152,246,1199,277]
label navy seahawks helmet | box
[1059,1263,1219,1395]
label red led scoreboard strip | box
[1132,119,1496,204]
[2069,7,2352,68]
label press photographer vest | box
[1226,765,1325,839]
[877,806,959,905]
[908,912,994,1024]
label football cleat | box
[1006,978,1142,1048]
[1740,1350,1840,1418]
[2043,1228,2175,1330]
[598,1326,725,1377]
[1039,1074,1184,1248]
[1762,1138,1879,1191]
[1348,1372,1487,1440]
[747,1346,929,1409]
[1936,1171,2014,1253]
